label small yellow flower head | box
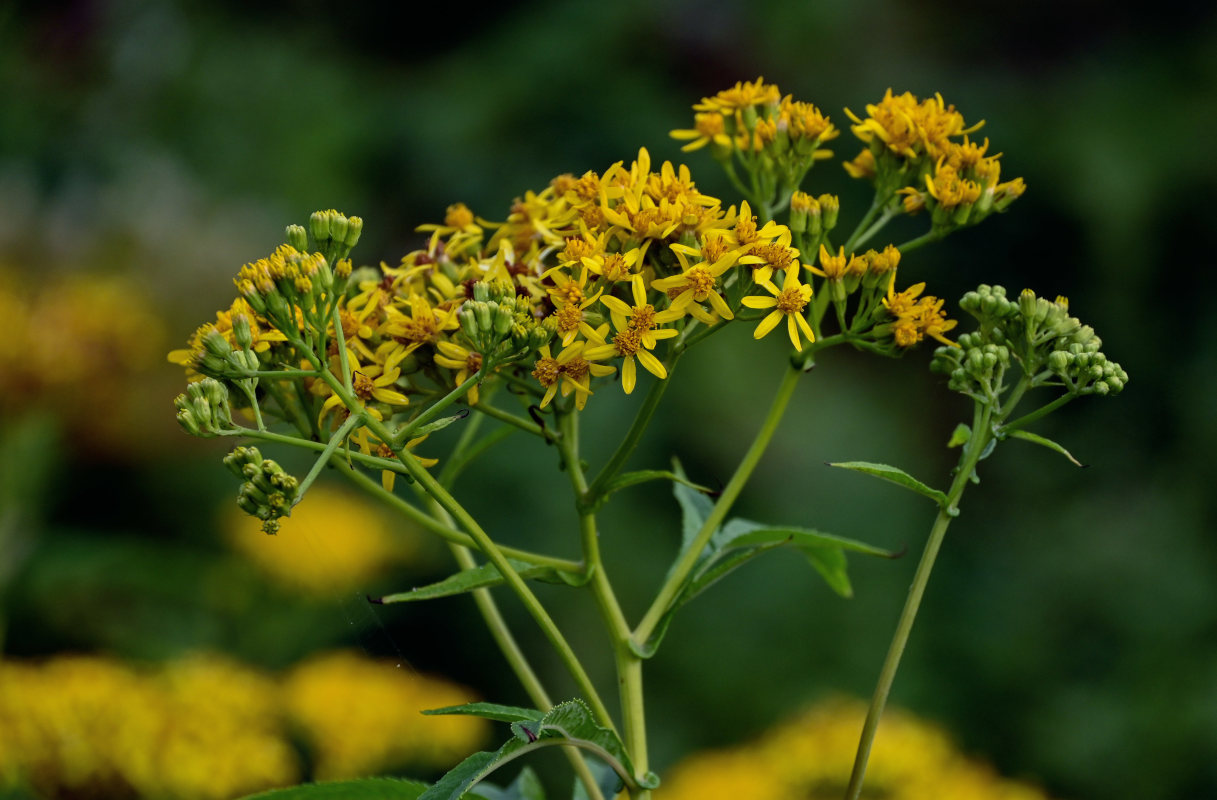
[693,77,782,117]
[741,266,815,351]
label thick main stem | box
[842,404,992,800]
[559,409,649,794]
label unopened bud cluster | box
[458,281,553,359]
[309,209,363,263]
[223,446,299,534]
[174,378,232,437]
[932,284,1127,399]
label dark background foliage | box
[2,1,1216,797]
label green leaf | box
[592,469,712,512]
[571,756,625,800]
[423,702,544,724]
[799,543,852,597]
[1006,429,1085,467]
[241,778,428,800]
[411,411,471,437]
[827,461,948,507]
[668,457,716,577]
[947,423,971,448]
[716,520,898,558]
[376,559,571,604]
[419,700,649,800]
[473,767,545,800]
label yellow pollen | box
[775,288,808,315]
[601,254,631,281]
[613,328,642,357]
[556,305,583,332]
[532,357,560,387]
[562,357,591,382]
[630,304,656,331]
[686,267,715,299]
[353,373,375,400]
[444,203,474,228]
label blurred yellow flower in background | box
[283,650,488,780]
[0,651,486,798]
[224,484,416,595]
[663,696,1056,800]
[0,654,297,800]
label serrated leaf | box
[1006,429,1085,467]
[828,461,948,507]
[241,778,427,800]
[947,423,971,448]
[419,700,643,800]
[473,766,545,800]
[422,702,544,724]
[377,560,568,604]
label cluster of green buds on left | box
[458,281,553,362]
[174,378,232,437]
[223,446,299,534]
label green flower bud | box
[474,301,493,332]
[344,216,363,248]
[493,304,514,336]
[1048,351,1071,372]
[176,408,202,436]
[328,212,349,246]
[286,224,309,252]
[818,194,839,231]
[472,282,491,302]
[309,210,330,243]
[1018,289,1037,320]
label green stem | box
[471,401,551,440]
[586,359,677,502]
[842,195,884,253]
[398,367,485,445]
[426,499,607,800]
[225,425,410,475]
[335,459,581,573]
[634,365,801,644]
[237,380,267,432]
[843,402,992,800]
[330,302,354,393]
[559,409,650,796]
[894,229,942,255]
[294,412,362,501]
[999,393,1075,435]
[849,207,899,252]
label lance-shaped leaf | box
[375,559,585,604]
[423,702,545,724]
[667,457,717,579]
[1006,429,1086,467]
[589,469,713,513]
[827,461,948,507]
[418,700,654,800]
[241,778,428,800]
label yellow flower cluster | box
[1,269,166,446]
[672,77,839,162]
[662,696,1056,800]
[844,89,1025,224]
[883,280,958,347]
[283,650,486,780]
[224,484,416,595]
[0,651,486,799]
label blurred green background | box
[2,0,1216,798]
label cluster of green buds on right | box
[223,446,299,534]
[174,378,232,437]
[458,281,553,362]
[932,284,1127,442]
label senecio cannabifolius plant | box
[170,79,1126,800]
